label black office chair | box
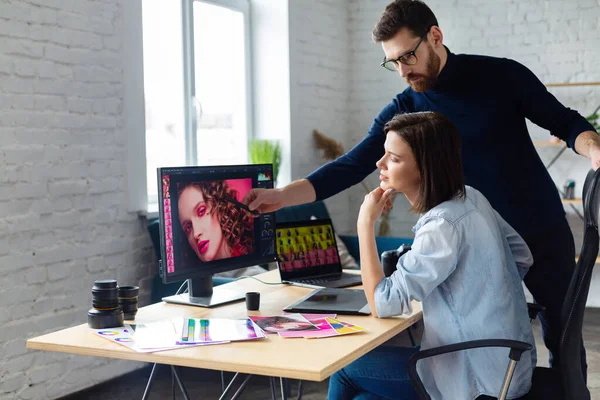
[407,168,600,400]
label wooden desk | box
[27,270,422,382]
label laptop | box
[275,218,363,289]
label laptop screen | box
[275,219,342,280]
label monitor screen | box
[275,219,341,280]
[158,164,276,284]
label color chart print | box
[325,318,366,334]
[96,330,120,336]
[162,174,175,273]
[178,318,265,344]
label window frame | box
[181,0,254,167]
[144,0,254,214]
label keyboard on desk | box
[297,277,335,285]
[291,272,362,289]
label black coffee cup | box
[246,292,260,311]
[118,285,139,320]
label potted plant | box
[249,139,281,185]
[586,105,600,131]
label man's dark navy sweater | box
[307,49,596,237]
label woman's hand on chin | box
[358,187,395,231]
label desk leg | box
[219,372,240,400]
[141,363,158,400]
[228,374,252,400]
[171,366,191,400]
[407,327,416,347]
[280,377,288,400]
[270,377,277,400]
[219,372,253,400]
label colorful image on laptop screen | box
[275,222,339,273]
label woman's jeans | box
[328,346,420,400]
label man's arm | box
[512,60,598,156]
[244,100,402,212]
[281,179,317,207]
[306,101,399,200]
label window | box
[142,0,252,213]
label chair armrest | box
[527,302,545,320]
[407,339,533,400]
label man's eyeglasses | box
[380,32,428,71]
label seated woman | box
[328,112,536,400]
[177,180,254,264]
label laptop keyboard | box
[297,277,338,285]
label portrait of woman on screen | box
[176,180,255,266]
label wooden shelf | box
[562,198,582,205]
[533,140,566,147]
[545,81,600,88]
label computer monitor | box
[157,164,276,307]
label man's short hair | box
[372,0,439,42]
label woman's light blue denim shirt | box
[375,186,536,400]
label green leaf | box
[248,139,281,182]
[586,107,600,132]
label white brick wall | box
[0,1,154,399]
[288,0,353,233]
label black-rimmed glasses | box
[380,33,428,71]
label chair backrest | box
[559,168,600,400]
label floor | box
[60,309,600,400]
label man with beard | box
[244,0,599,382]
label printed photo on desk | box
[278,317,366,339]
[249,314,317,334]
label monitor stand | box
[162,276,245,308]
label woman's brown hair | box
[177,181,254,260]
[384,112,465,213]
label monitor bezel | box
[157,163,277,284]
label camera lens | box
[91,279,119,310]
[88,279,124,329]
[118,285,139,320]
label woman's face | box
[376,132,421,196]
[178,186,226,262]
